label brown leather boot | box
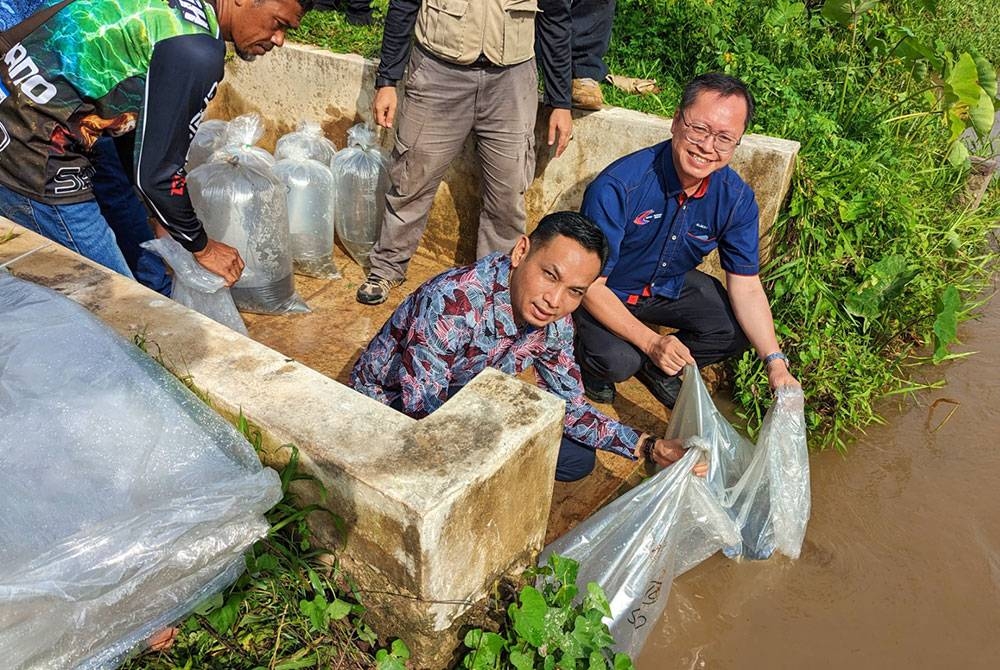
[571,78,604,111]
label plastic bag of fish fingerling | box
[188,114,309,315]
[186,119,229,172]
[141,236,249,335]
[275,120,338,165]
[331,124,389,271]
[0,272,281,670]
[665,364,811,560]
[273,151,341,280]
[540,442,741,659]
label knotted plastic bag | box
[541,444,741,659]
[188,113,309,314]
[273,140,341,280]
[665,365,810,560]
[331,124,388,270]
[275,120,338,165]
[0,272,281,670]
[140,236,248,335]
[185,118,229,172]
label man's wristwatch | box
[640,435,656,463]
[762,351,789,369]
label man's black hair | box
[528,210,609,268]
[678,73,755,131]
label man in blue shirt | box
[577,73,798,408]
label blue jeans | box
[90,137,170,295]
[0,183,134,278]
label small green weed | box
[458,554,633,670]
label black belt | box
[419,45,508,70]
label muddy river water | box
[638,294,1000,669]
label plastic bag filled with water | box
[331,124,388,270]
[141,236,248,335]
[665,364,811,560]
[185,118,229,172]
[275,120,337,165]
[541,444,741,659]
[188,113,309,314]
[273,140,341,280]
[0,272,281,670]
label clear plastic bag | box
[541,445,742,659]
[331,124,389,270]
[0,272,281,670]
[273,150,341,280]
[188,113,309,314]
[140,236,249,335]
[665,365,811,560]
[274,120,338,165]
[185,118,229,172]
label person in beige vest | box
[356,0,574,305]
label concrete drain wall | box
[3,44,800,668]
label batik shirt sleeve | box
[533,324,640,459]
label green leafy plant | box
[459,554,633,670]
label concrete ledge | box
[0,223,564,666]
[209,43,800,272]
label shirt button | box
[671,235,677,240]
[661,262,667,267]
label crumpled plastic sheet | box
[665,365,811,560]
[141,236,248,335]
[541,444,741,659]
[0,272,282,669]
[541,364,810,658]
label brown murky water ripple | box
[639,295,1000,669]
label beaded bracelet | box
[640,435,656,463]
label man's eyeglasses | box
[679,112,741,153]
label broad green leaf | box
[375,649,407,670]
[946,140,969,167]
[390,638,411,659]
[614,653,636,670]
[327,598,352,621]
[193,591,224,616]
[932,285,960,362]
[510,649,535,670]
[844,255,916,320]
[298,594,328,631]
[971,51,998,101]
[275,658,321,670]
[548,554,580,589]
[511,586,547,646]
[205,593,242,634]
[582,582,612,618]
[588,650,607,670]
[970,89,996,138]
[821,0,878,27]
[945,53,983,107]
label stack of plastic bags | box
[188,113,309,314]
[331,123,389,270]
[0,272,281,669]
[542,365,810,657]
[273,122,341,279]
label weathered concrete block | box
[210,44,800,274]
[0,223,564,667]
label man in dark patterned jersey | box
[0,0,312,284]
[351,211,705,482]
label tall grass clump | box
[603,0,1000,448]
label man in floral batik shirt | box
[351,210,695,481]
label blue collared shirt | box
[581,140,760,302]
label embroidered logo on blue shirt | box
[632,209,663,226]
[689,221,712,241]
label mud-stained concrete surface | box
[638,294,1000,669]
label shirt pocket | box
[421,0,470,60]
[502,0,539,63]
